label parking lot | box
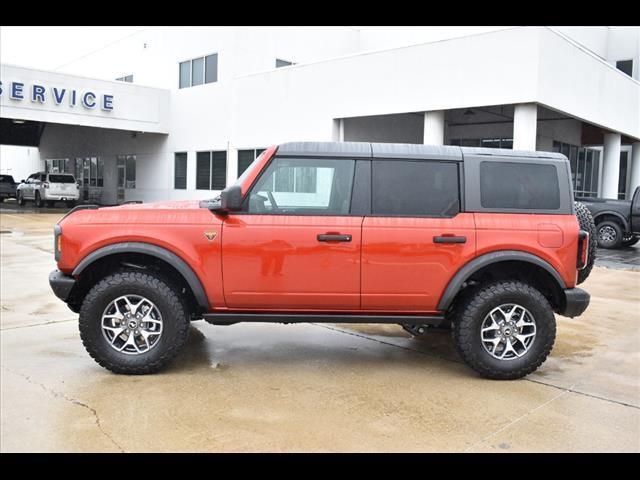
[1,203,639,452]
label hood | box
[60,199,220,226]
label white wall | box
[0,145,42,181]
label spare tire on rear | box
[574,201,597,284]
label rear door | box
[221,156,366,310]
[361,158,476,311]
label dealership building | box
[1,26,639,205]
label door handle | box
[433,235,467,244]
[317,233,352,242]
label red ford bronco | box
[49,142,596,379]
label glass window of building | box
[552,141,600,198]
[276,58,295,68]
[616,59,633,77]
[618,151,629,199]
[238,148,266,177]
[180,54,218,88]
[174,152,187,189]
[196,151,227,190]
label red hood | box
[60,199,220,226]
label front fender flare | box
[72,242,210,310]
[437,250,567,311]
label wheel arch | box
[71,242,209,312]
[593,211,629,231]
[437,251,567,312]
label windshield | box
[232,150,268,188]
[48,174,76,184]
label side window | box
[372,160,460,217]
[480,162,560,210]
[247,157,355,215]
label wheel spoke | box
[102,295,163,356]
[481,303,537,361]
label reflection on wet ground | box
[595,243,640,270]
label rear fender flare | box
[437,250,567,311]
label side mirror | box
[20,179,25,184]
[211,185,243,214]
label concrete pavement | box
[1,211,639,452]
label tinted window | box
[372,160,460,217]
[616,59,633,77]
[480,161,560,210]
[211,151,227,190]
[0,175,15,184]
[196,152,211,190]
[248,157,355,215]
[174,152,187,189]
[48,174,75,183]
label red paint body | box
[57,147,580,314]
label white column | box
[601,133,622,199]
[629,142,640,199]
[332,119,344,142]
[513,103,538,151]
[423,110,445,145]
[186,151,196,190]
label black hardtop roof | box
[276,141,567,161]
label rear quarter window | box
[480,161,560,210]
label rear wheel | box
[574,201,597,284]
[451,281,556,380]
[596,220,623,249]
[79,270,191,374]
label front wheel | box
[17,191,25,206]
[79,270,191,374]
[451,281,556,380]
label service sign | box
[0,80,114,111]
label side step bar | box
[202,312,447,326]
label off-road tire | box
[34,191,43,208]
[451,281,556,380]
[78,270,190,374]
[574,201,597,284]
[17,191,25,206]
[621,235,639,248]
[596,220,623,249]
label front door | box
[361,158,476,312]
[222,156,362,310]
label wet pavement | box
[595,243,640,271]
[1,212,639,452]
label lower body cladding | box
[48,268,590,380]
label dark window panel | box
[616,59,633,77]
[196,152,211,190]
[480,162,560,210]
[174,152,187,189]
[373,160,460,217]
[211,151,227,190]
[238,150,255,176]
